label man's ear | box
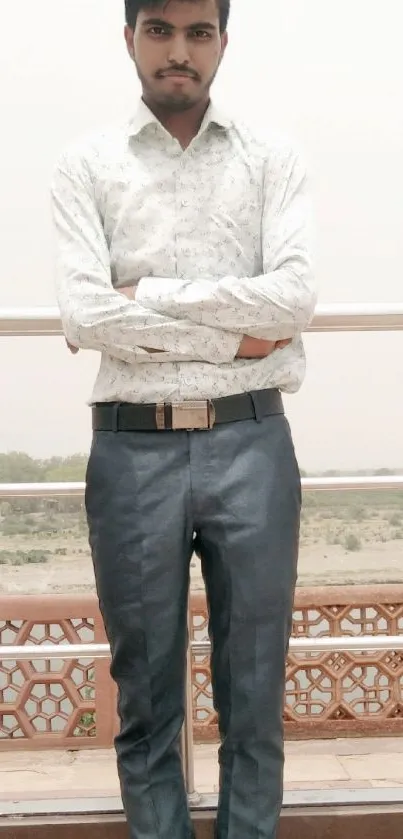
[220,31,228,60]
[124,24,135,62]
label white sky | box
[0,0,402,470]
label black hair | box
[125,0,231,34]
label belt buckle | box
[170,401,216,431]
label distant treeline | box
[0,451,400,515]
[0,452,88,514]
[0,452,88,483]
[1,451,400,483]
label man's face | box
[125,0,228,112]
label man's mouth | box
[158,71,197,80]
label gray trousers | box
[85,410,301,839]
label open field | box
[1,490,402,594]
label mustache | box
[156,67,200,80]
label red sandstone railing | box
[1,585,402,750]
[0,596,116,750]
[191,587,403,741]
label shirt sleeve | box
[51,153,240,365]
[136,148,317,342]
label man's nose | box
[167,34,191,66]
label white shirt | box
[51,100,316,405]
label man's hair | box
[125,0,231,34]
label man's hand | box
[65,286,136,354]
[236,336,292,358]
[119,285,136,300]
[119,290,292,358]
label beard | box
[135,62,219,113]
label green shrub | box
[9,555,24,566]
[0,549,51,566]
[350,505,366,522]
[25,550,51,564]
[1,519,32,536]
[345,533,361,552]
[75,711,96,736]
[0,550,14,564]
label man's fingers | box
[119,286,135,300]
[237,336,276,358]
[65,339,79,355]
[275,338,293,349]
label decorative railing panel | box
[190,587,403,741]
[1,586,402,749]
[0,596,115,750]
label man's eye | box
[191,30,211,39]
[148,26,168,36]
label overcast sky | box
[0,0,402,470]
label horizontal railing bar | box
[192,636,403,655]
[308,303,403,332]
[1,636,403,662]
[0,482,85,498]
[1,304,403,336]
[303,476,403,491]
[1,476,402,499]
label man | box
[51,1,316,837]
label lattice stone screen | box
[190,587,403,741]
[1,620,95,739]
[1,587,402,749]
[0,596,116,750]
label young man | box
[51,1,316,837]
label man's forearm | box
[61,289,240,365]
[53,150,305,364]
[135,149,316,342]
[52,160,240,366]
[135,268,315,343]
[67,290,291,360]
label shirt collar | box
[127,98,233,138]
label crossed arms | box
[52,147,316,363]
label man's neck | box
[143,96,210,149]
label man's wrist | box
[118,285,136,300]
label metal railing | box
[2,634,403,664]
[1,304,403,797]
[1,303,403,336]
[1,475,403,499]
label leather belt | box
[92,389,284,432]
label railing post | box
[181,605,201,805]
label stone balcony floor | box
[0,738,402,804]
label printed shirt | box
[51,99,316,404]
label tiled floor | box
[0,738,402,801]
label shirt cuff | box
[136,276,183,312]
